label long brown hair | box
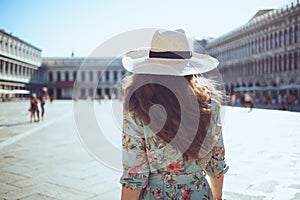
[123,74,221,159]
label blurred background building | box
[198,1,300,108]
[41,57,125,99]
[0,29,42,101]
[1,1,299,111]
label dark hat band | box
[149,51,192,59]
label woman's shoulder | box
[209,91,222,111]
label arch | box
[295,25,298,43]
[279,31,282,47]
[288,53,292,70]
[270,33,274,49]
[279,55,282,71]
[294,52,298,69]
[289,27,293,44]
[284,29,288,46]
[48,71,53,82]
[271,81,277,87]
[275,32,278,48]
[57,71,61,81]
[284,54,287,71]
[65,71,69,81]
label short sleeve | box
[120,113,150,190]
[205,97,229,178]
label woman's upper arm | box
[120,113,150,190]
[205,98,229,178]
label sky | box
[0,0,292,57]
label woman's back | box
[120,75,228,199]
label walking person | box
[29,93,38,123]
[244,91,253,112]
[40,87,47,120]
[120,30,228,200]
[231,93,237,107]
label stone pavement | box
[0,100,122,200]
[0,100,300,200]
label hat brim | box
[122,48,219,76]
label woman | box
[29,93,38,123]
[120,29,228,200]
[40,87,47,120]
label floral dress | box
[120,96,229,200]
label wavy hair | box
[123,74,222,159]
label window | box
[295,25,299,43]
[289,27,293,44]
[284,30,288,46]
[65,71,69,81]
[57,71,61,81]
[5,62,9,74]
[114,71,118,82]
[294,52,298,70]
[284,54,287,71]
[73,71,77,81]
[279,56,282,72]
[105,71,109,82]
[288,54,292,70]
[19,65,22,75]
[275,32,278,48]
[48,72,53,82]
[14,64,17,75]
[279,31,283,47]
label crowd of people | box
[230,91,299,111]
[29,87,48,123]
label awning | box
[0,89,30,94]
[11,89,30,94]
[233,84,300,92]
[279,84,300,90]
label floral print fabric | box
[120,97,229,199]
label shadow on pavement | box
[0,121,31,127]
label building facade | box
[0,29,43,100]
[204,1,300,103]
[41,57,126,99]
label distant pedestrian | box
[231,93,237,107]
[29,93,38,123]
[277,94,286,110]
[50,94,54,103]
[244,91,253,112]
[240,92,245,107]
[98,94,102,104]
[40,87,47,120]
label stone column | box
[1,61,5,74]
[6,62,10,75]
[109,70,114,83]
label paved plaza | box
[0,100,300,200]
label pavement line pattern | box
[0,113,70,150]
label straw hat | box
[122,29,219,76]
